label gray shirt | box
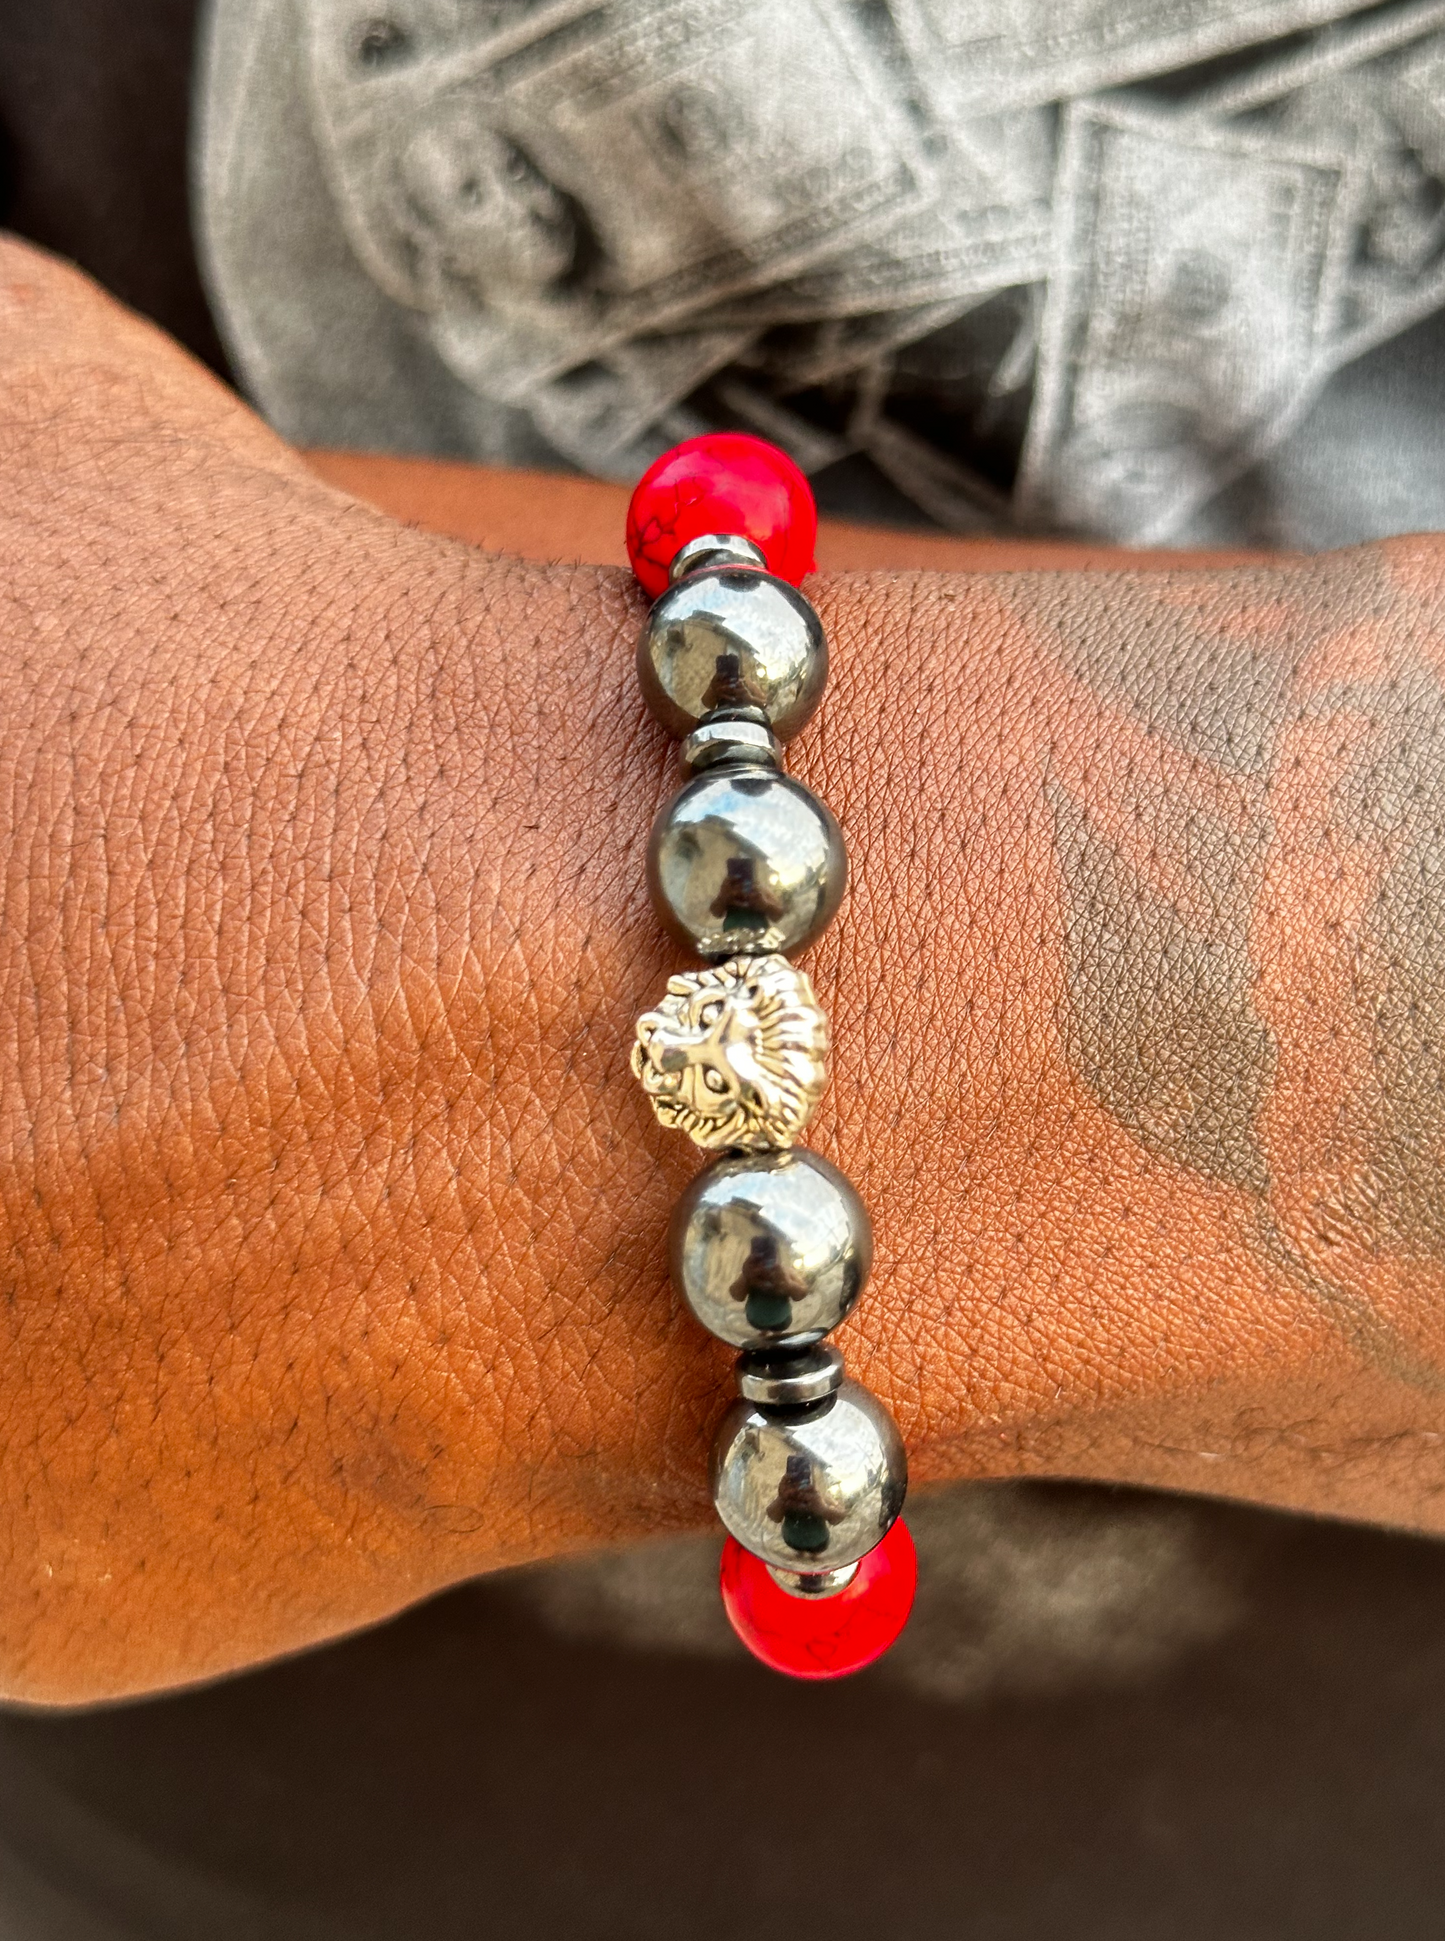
[197,0,1445,549]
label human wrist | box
[10,216,1445,1693]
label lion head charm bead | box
[631,955,829,1152]
[624,437,911,1678]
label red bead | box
[719,1519,916,1681]
[626,433,818,599]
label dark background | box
[2,1482,1445,1939]
[0,0,226,375]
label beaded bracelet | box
[626,433,915,1681]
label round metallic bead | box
[669,532,767,582]
[710,1378,907,1574]
[669,1149,871,1348]
[767,1559,860,1598]
[647,765,846,959]
[736,1341,844,1407]
[680,716,782,774]
[637,568,827,741]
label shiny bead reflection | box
[710,1379,907,1573]
[647,766,846,959]
[668,533,768,582]
[637,568,827,739]
[680,716,781,774]
[669,1149,871,1347]
[736,1342,844,1407]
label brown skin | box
[302,445,1283,574]
[3,234,1445,1707]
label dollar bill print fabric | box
[196,0,1445,547]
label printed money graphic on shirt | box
[1257,41,1445,354]
[888,0,1385,116]
[1020,5,1445,540]
[683,111,1057,328]
[1193,14,1445,361]
[303,0,933,460]
[497,326,755,473]
[1018,99,1353,542]
[200,0,1445,540]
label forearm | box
[807,546,1445,1525]
[0,290,650,1694]
[4,238,1445,1704]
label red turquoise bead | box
[626,433,818,599]
[719,1519,917,1680]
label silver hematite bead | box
[637,568,827,740]
[647,765,846,959]
[669,1149,871,1347]
[710,1379,907,1573]
[680,716,781,774]
[735,1342,844,1406]
[668,533,768,582]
